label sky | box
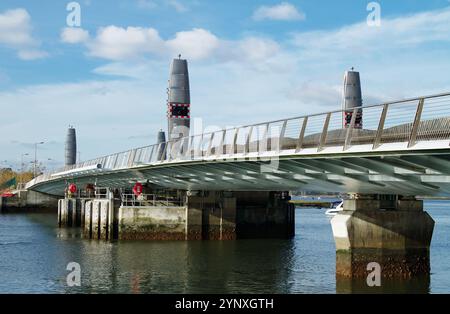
[1,0,450,170]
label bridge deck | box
[27,93,450,196]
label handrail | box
[26,91,450,189]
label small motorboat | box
[325,201,343,216]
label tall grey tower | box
[342,69,363,129]
[65,126,77,166]
[156,129,167,161]
[167,57,191,141]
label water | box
[0,201,449,294]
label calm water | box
[0,201,449,294]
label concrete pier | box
[2,190,58,212]
[82,199,115,240]
[118,191,295,240]
[331,195,434,279]
[118,206,187,240]
[60,189,295,241]
[186,191,237,240]
[58,198,92,228]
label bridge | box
[26,92,450,196]
[23,92,450,280]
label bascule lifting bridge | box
[23,74,450,278]
[27,92,450,197]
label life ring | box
[68,183,77,194]
[133,182,143,196]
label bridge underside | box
[30,150,450,197]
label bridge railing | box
[26,92,450,187]
[121,193,186,207]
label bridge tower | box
[342,69,363,129]
[167,57,190,142]
[156,129,166,161]
[65,126,77,166]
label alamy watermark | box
[66,2,81,27]
[366,262,381,287]
[367,2,381,27]
[66,262,81,287]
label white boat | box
[325,201,343,216]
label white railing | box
[26,92,450,188]
[121,194,186,207]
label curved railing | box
[26,92,450,189]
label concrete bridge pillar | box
[186,191,294,240]
[58,198,95,228]
[186,191,237,240]
[330,194,434,281]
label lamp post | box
[34,142,44,178]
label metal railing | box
[121,194,186,207]
[26,92,450,188]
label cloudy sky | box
[1,0,450,170]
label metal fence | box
[26,92,450,188]
[121,193,186,207]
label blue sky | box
[1,0,450,170]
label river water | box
[0,201,449,294]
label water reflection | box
[2,203,450,294]
[335,250,431,294]
[336,275,430,294]
[55,227,296,293]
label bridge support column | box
[331,195,434,281]
[186,191,237,240]
[236,191,294,239]
[83,198,116,240]
[58,198,93,228]
[186,191,294,240]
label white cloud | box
[253,2,305,21]
[17,49,48,60]
[63,25,281,63]
[0,8,47,60]
[87,26,164,60]
[60,27,90,44]
[235,37,280,61]
[291,7,450,60]
[166,28,219,60]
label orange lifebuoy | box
[133,182,143,196]
[68,184,77,194]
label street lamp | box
[34,142,44,178]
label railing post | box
[343,108,358,151]
[196,134,203,159]
[215,130,226,158]
[278,120,288,152]
[127,149,137,167]
[148,145,155,163]
[232,128,239,155]
[372,104,388,150]
[318,113,331,152]
[160,142,169,162]
[245,126,254,155]
[408,98,424,148]
[178,137,187,160]
[296,117,308,153]
[207,132,215,157]
[189,136,195,160]
[261,123,269,153]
